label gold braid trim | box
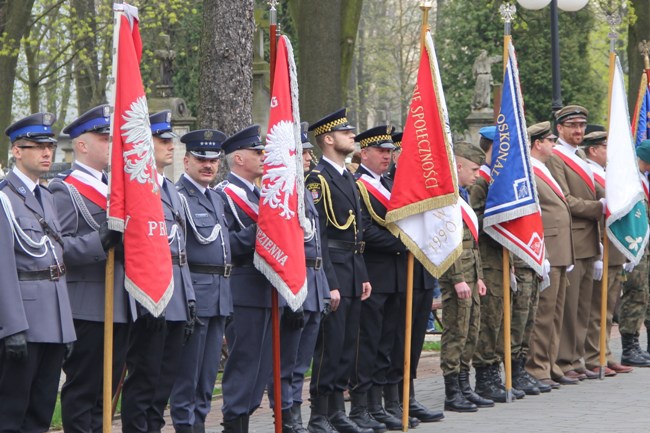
[356,180,386,227]
[317,174,355,230]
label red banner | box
[254,35,307,311]
[107,5,172,316]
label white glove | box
[623,262,635,273]
[599,242,604,259]
[540,259,551,292]
[567,264,575,273]
[592,260,603,281]
[599,198,607,214]
[510,269,518,292]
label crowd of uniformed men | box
[1,103,650,433]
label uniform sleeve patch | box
[306,182,322,204]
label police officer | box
[269,129,332,433]
[347,125,403,431]
[216,125,272,433]
[121,110,197,433]
[305,108,372,433]
[440,141,488,413]
[52,105,131,433]
[170,129,232,433]
[0,113,75,431]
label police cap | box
[181,129,226,159]
[149,110,177,139]
[356,125,396,150]
[63,104,111,139]
[222,125,264,155]
[5,112,57,143]
[308,108,355,137]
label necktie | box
[33,185,43,210]
[101,173,108,185]
[253,187,261,200]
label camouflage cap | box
[582,130,607,147]
[555,105,588,124]
[454,141,484,165]
[637,139,650,163]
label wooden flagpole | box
[599,13,620,378]
[499,2,515,403]
[268,1,283,431]
[103,5,122,432]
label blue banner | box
[635,87,650,147]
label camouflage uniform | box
[469,176,504,368]
[619,251,649,335]
[512,257,539,359]
[439,211,483,376]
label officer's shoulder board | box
[56,168,73,180]
[214,180,229,192]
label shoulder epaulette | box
[214,180,229,192]
[56,168,73,179]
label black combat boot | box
[512,357,540,396]
[366,386,400,431]
[633,332,650,361]
[458,368,494,407]
[621,333,650,367]
[193,423,205,433]
[474,365,506,403]
[494,364,525,400]
[307,395,338,433]
[281,408,299,433]
[329,391,373,433]
[349,390,387,433]
[222,415,249,433]
[443,373,478,413]
[383,383,421,427]
[291,403,308,433]
[174,425,194,433]
[403,379,444,423]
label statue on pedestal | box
[471,50,501,111]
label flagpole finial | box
[607,12,622,51]
[419,1,433,11]
[268,0,278,10]
[499,3,516,24]
[639,40,650,58]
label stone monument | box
[465,49,501,145]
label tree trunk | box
[628,0,650,115]
[71,0,101,112]
[0,0,35,165]
[197,0,254,134]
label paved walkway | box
[102,325,650,433]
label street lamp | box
[517,0,589,112]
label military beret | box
[527,121,556,142]
[308,108,355,137]
[301,121,313,150]
[149,110,177,139]
[356,125,396,150]
[454,141,484,165]
[637,139,650,163]
[555,105,588,124]
[5,112,57,143]
[391,131,403,149]
[582,130,607,147]
[181,129,226,159]
[479,126,496,142]
[222,125,264,155]
[63,104,111,139]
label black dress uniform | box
[305,109,370,433]
[216,125,273,432]
[121,111,196,433]
[170,129,233,433]
[348,126,405,430]
[0,113,75,432]
[53,105,134,433]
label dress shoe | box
[575,368,598,380]
[564,370,587,381]
[555,375,579,385]
[608,362,633,374]
[539,378,560,390]
[589,366,616,377]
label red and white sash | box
[641,174,649,203]
[223,183,259,222]
[459,197,478,242]
[587,159,605,189]
[357,174,391,209]
[63,169,108,210]
[532,158,565,202]
[479,164,492,183]
[553,145,595,194]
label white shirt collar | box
[321,155,346,175]
[75,161,103,181]
[360,164,381,180]
[12,166,37,193]
[231,172,256,192]
[182,173,207,194]
[557,137,578,154]
[156,172,165,188]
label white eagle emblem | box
[121,96,158,192]
[261,120,297,219]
